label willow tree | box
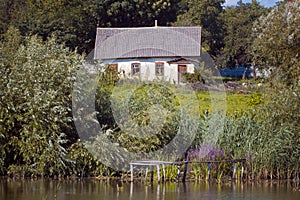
[250,0,300,177]
[0,27,83,176]
[251,0,300,85]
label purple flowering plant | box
[187,144,225,162]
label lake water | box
[0,178,299,200]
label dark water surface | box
[0,178,299,200]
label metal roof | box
[94,26,201,60]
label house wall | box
[102,58,195,84]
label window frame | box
[131,63,141,76]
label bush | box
[0,27,83,176]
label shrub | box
[0,27,83,176]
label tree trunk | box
[252,64,257,79]
[242,66,248,79]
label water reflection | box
[0,178,299,200]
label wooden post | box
[176,164,181,181]
[207,162,211,180]
[130,182,133,199]
[130,164,134,182]
[232,162,237,179]
[156,164,160,182]
[182,162,189,182]
[145,167,148,180]
[162,164,166,181]
[241,163,244,180]
[157,182,160,199]
[151,168,154,182]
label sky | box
[224,0,284,7]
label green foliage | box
[251,0,300,86]
[128,83,179,127]
[96,80,181,154]
[95,66,119,129]
[0,27,83,176]
[103,0,181,27]
[195,91,259,115]
[0,133,5,174]
[241,1,300,178]
[124,83,180,152]
[247,93,263,108]
[68,141,97,177]
[0,0,181,53]
[0,2,299,179]
[218,113,260,160]
[217,105,299,179]
[175,0,225,56]
[0,0,25,35]
[183,62,214,84]
[5,0,98,53]
[256,85,300,166]
[164,165,178,180]
[218,0,267,68]
[189,94,299,180]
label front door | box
[178,65,187,83]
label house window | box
[131,63,140,75]
[155,62,164,76]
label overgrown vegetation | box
[0,0,299,180]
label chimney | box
[154,20,158,28]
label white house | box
[94,25,201,83]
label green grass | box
[190,91,259,116]
[111,81,261,117]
